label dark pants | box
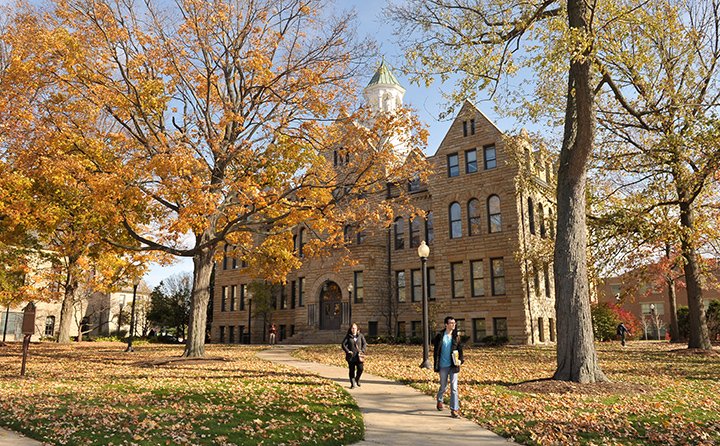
[620,333,626,346]
[349,361,364,382]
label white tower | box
[363,59,406,113]
[362,60,411,162]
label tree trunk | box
[553,0,607,383]
[183,247,215,357]
[56,286,76,343]
[678,202,712,349]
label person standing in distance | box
[433,316,464,418]
[341,322,367,389]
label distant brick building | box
[598,266,720,339]
[212,62,556,345]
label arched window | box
[539,204,546,238]
[425,211,434,244]
[488,195,502,233]
[468,199,481,236]
[410,217,421,248]
[449,202,462,239]
[394,217,405,250]
[548,209,555,238]
[528,197,535,235]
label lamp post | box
[650,303,660,341]
[247,292,252,345]
[347,283,353,324]
[418,241,432,369]
[126,280,140,352]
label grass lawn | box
[0,342,363,446]
[296,341,720,446]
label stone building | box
[211,62,556,345]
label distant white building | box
[1,283,151,342]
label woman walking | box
[341,323,367,389]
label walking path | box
[1,345,518,446]
[0,428,43,446]
[258,345,518,445]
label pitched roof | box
[366,60,402,88]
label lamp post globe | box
[418,241,432,369]
[347,284,354,324]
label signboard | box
[22,302,36,335]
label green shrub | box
[677,306,689,340]
[94,336,124,343]
[591,302,620,341]
[480,335,509,346]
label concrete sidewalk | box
[0,428,43,446]
[257,345,518,445]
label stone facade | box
[211,65,556,345]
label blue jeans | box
[437,367,459,410]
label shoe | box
[355,380,361,387]
[450,410,459,418]
[436,401,443,411]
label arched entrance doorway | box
[320,281,342,330]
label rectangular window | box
[354,271,364,303]
[491,258,506,295]
[299,277,305,307]
[231,285,238,311]
[463,120,468,137]
[411,269,422,302]
[240,284,246,310]
[472,318,486,343]
[291,280,296,309]
[428,267,436,301]
[397,321,406,338]
[470,119,475,135]
[493,317,508,338]
[221,286,227,312]
[465,149,478,174]
[232,254,238,269]
[471,260,484,297]
[447,153,460,177]
[538,317,545,342]
[455,319,465,337]
[484,144,497,170]
[238,325,245,344]
[411,321,422,338]
[280,285,287,309]
[549,318,556,342]
[534,268,541,297]
[222,248,228,270]
[641,303,665,315]
[219,326,226,343]
[368,321,378,337]
[279,325,286,342]
[451,262,464,298]
[396,271,406,302]
[410,218,421,248]
[229,326,235,343]
[544,263,551,299]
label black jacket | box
[432,329,464,373]
[341,332,367,363]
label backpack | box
[616,324,624,335]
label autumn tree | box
[6,0,427,356]
[590,0,720,350]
